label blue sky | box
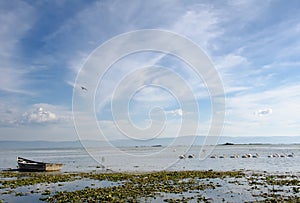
[1,0,300,141]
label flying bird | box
[81,86,88,91]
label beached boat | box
[17,157,63,172]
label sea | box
[1,144,300,174]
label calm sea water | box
[1,144,299,174]
[1,144,299,203]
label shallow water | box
[0,144,299,173]
[1,169,299,203]
[0,177,120,203]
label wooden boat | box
[17,157,63,172]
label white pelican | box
[246,154,252,158]
[287,153,294,158]
[230,155,239,158]
[179,155,186,159]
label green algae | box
[1,170,299,202]
[246,173,300,202]
[265,176,299,186]
[44,170,243,202]
[261,196,300,203]
[0,172,79,189]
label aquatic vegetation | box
[1,170,299,202]
[0,172,79,189]
[246,172,300,202]
[43,170,243,202]
[292,187,299,193]
[42,189,51,195]
[265,176,299,186]
[163,195,201,203]
[262,195,300,203]
[15,192,24,196]
[248,173,299,188]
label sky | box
[1,0,300,142]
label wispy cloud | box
[1,1,300,141]
[224,83,300,136]
[0,1,34,94]
[215,53,248,70]
[171,4,222,51]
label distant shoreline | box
[0,136,300,149]
[0,143,299,150]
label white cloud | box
[215,53,248,70]
[0,103,72,126]
[21,107,58,124]
[167,108,183,116]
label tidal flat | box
[0,170,299,203]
